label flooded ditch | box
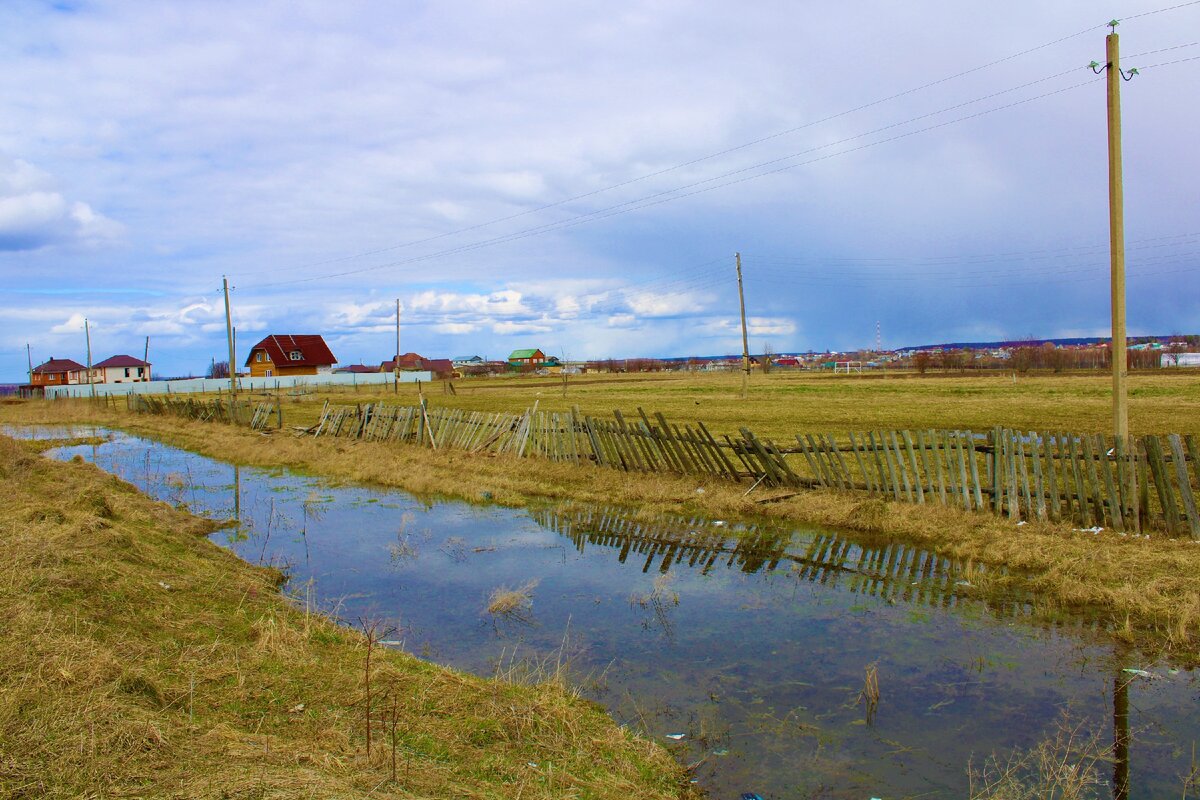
[17,426,1200,799]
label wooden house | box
[245,335,337,377]
[30,357,88,386]
[508,348,546,368]
[94,354,151,383]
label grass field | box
[247,368,1200,439]
[0,434,690,799]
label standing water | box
[29,428,1200,799]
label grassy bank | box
[5,398,1200,661]
[0,433,691,799]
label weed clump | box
[486,579,539,623]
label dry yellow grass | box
[0,434,693,799]
[191,367,1200,438]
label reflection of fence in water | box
[534,507,1101,630]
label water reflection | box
[24,427,1197,800]
[537,506,1064,625]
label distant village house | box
[245,335,337,377]
[30,357,89,386]
[379,352,454,379]
[508,348,553,368]
[93,355,151,383]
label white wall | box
[43,370,433,398]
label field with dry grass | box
[263,367,1200,438]
[0,434,692,799]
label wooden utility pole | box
[394,298,400,395]
[222,277,237,414]
[84,318,95,399]
[1106,27,1129,441]
[736,252,751,399]
[143,336,150,380]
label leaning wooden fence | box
[308,401,1199,537]
[128,394,277,431]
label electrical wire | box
[245,69,1106,290]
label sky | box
[1,0,1198,379]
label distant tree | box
[938,349,966,372]
[1165,336,1188,367]
[207,360,230,379]
[1010,347,1037,374]
[1042,342,1066,373]
[761,343,774,374]
[912,351,932,374]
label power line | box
[246,69,1107,290]
[232,3,1200,285]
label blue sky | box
[1,1,1198,379]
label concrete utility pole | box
[394,298,400,395]
[84,318,95,399]
[222,277,237,412]
[736,252,751,399]
[1106,26,1129,441]
[143,336,150,381]
[26,343,32,384]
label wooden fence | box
[308,401,1199,537]
[128,394,277,431]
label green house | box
[508,348,546,367]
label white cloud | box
[747,317,796,336]
[434,322,478,334]
[0,159,122,251]
[492,320,552,335]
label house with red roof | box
[245,335,337,377]
[30,357,89,386]
[94,354,151,383]
[379,353,454,378]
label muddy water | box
[36,428,1200,799]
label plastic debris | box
[740,794,764,800]
[955,580,972,587]
[1074,526,1104,533]
[157,581,172,590]
[1016,520,1027,526]
[713,520,726,527]
[665,733,686,740]
[712,747,729,756]
[695,487,705,494]
[1122,668,1152,678]
[288,703,305,714]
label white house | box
[93,354,151,383]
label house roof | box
[508,348,542,359]
[452,355,482,362]
[94,354,149,369]
[32,357,86,374]
[334,364,377,374]
[380,352,427,371]
[424,359,454,374]
[245,335,337,367]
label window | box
[265,369,272,377]
[124,368,131,377]
[289,351,302,361]
[255,352,263,362]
